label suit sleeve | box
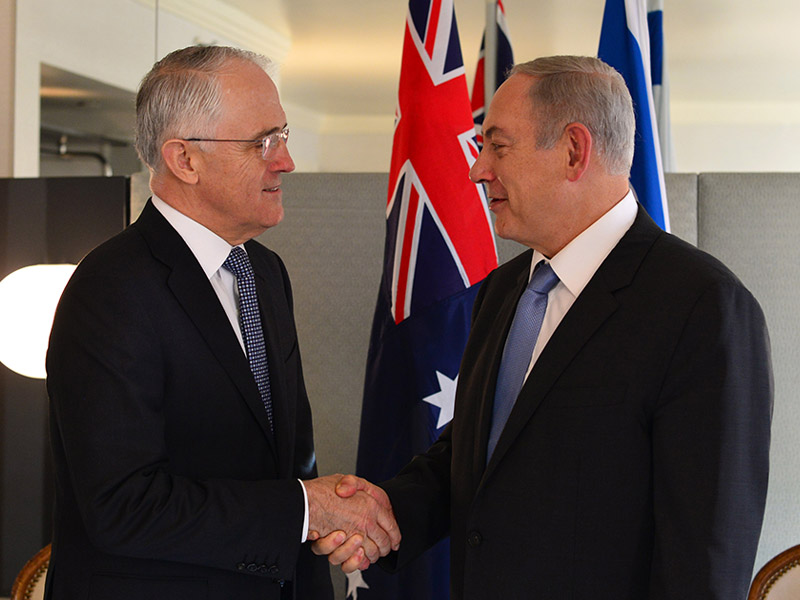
[378,424,452,570]
[649,277,773,599]
[47,268,307,579]
[378,271,497,570]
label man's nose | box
[269,140,295,173]
[469,152,492,184]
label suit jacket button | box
[268,565,280,576]
[258,565,269,574]
[247,563,259,572]
[236,562,246,571]
[467,531,482,547]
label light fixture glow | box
[0,264,77,379]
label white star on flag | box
[346,569,370,599]
[422,371,458,428]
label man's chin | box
[492,215,519,244]
[264,207,285,228]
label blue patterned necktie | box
[487,261,560,462]
[223,246,273,432]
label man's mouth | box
[263,185,281,193]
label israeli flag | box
[599,0,671,231]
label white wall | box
[673,101,800,172]
[284,103,394,172]
[0,2,16,177]
[318,116,394,172]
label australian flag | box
[599,0,671,230]
[349,1,497,599]
[470,0,514,148]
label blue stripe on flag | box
[648,10,664,85]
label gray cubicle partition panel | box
[664,172,698,246]
[697,172,800,575]
[256,173,388,478]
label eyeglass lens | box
[262,128,289,159]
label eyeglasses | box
[185,127,289,160]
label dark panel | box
[0,176,128,594]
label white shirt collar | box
[531,190,638,297]
[151,195,239,278]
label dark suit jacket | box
[382,208,773,599]
[45,200,333,600]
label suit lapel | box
[483,280,619,475]
[482,207,662,478]
[249,246,295,478]
[133,201,278,456]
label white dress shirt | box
[151,195,311,542]
[522,190,638,381]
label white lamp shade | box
[0,264,77,379]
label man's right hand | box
[304,474,400,571]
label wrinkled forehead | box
[216,61,286,134]
[483,74,538,136]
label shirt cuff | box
[298,479,309,543]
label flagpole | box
[484,0,497,112]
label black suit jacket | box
[382,208,772,599]
[45,201,333,600]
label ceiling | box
[271,0,800,117]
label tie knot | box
[223,246,254,280]
[528,262,559,295]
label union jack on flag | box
[351,1,497,598]
[387,0,497,324]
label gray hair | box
[135,45,272,172]
[511,56,635,176]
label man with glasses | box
[45,45,399,600]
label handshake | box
[305,474,400,573]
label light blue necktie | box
[223,247,273,433]
[487,261,560,462]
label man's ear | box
[563,122,592,182]
[161,139,200,184]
